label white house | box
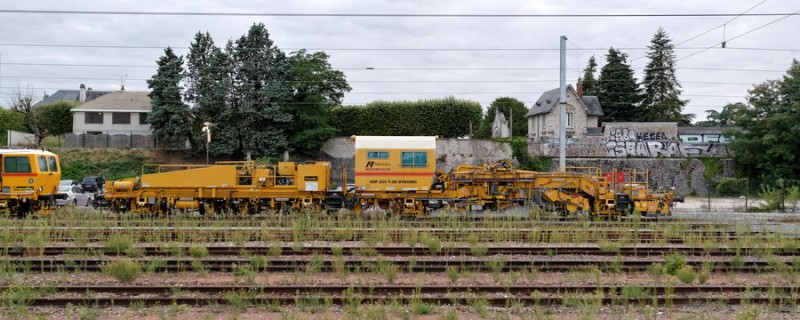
[71,91,151,135]
[525,85,604,142]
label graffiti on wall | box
[678,134,733,144]
[604,140,718,157]
[610,128,667,141]
[536,128,728,158]
[605,128,719,157]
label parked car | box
[59,179,80,187]
[56,185,93,207]
[81,176,105,193]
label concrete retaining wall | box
[319,136,730,195]
[562,158,734,196]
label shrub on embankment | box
[54,148,192,181]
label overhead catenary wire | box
[677,8,800,62]
[0,9,798,18]
[674,0,770,47]
[0,42,797,53]
[0,62,788,72]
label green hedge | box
[331,97,482,138]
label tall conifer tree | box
[640,28,688,122]
[184,32,231,154]
[147,47,193,148]
[597,48,643,123]
[580,56,598,96]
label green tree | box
[698,102,747,126]
[597,48,643,123]
[730,59,800,180]
[285,49,351,157]
[640,28,689,123]
[35,100,79,136]
[476,97,528,138]
[0,107,27,146]
[580,56,598,96]
[147,47,193,148]
[215,23,293,158]
[184,31,232,153]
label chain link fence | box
[682,178,800,213]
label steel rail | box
[24,296,800,307]
[3,228,756,242]
[0,257,782,272]
[4,245,798,257]
[13,286,800,307]
[9,284,800,295]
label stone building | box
[525,85,603,142]
[490,109,511,138]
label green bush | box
[664,253,686,276]
[104,259,142,283]
[103,235,133,255]
[188,246,209,259]
[697,269,711,284]
[731,256,745,268]
[760,182,785,211]
[675,266,696,284]
[715,178,748,197]
[788,186,800,211]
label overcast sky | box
[0,0,797,122]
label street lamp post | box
[202,122,212,164]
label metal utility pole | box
[509,108,513,137]
[559,35,567,171]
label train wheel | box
[16,202,32,218]
[198,202,206,216]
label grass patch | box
[103,259,142,283]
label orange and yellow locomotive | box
[0,149,63,216]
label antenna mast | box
[112,74,128,91]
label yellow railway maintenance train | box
[98,136,678,217]
[0,149,64,216]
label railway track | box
[0,213,736,229]
[0,257,786,272]
[7,284,799,307]
[3,245,798,257]
[2,228,765,243]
